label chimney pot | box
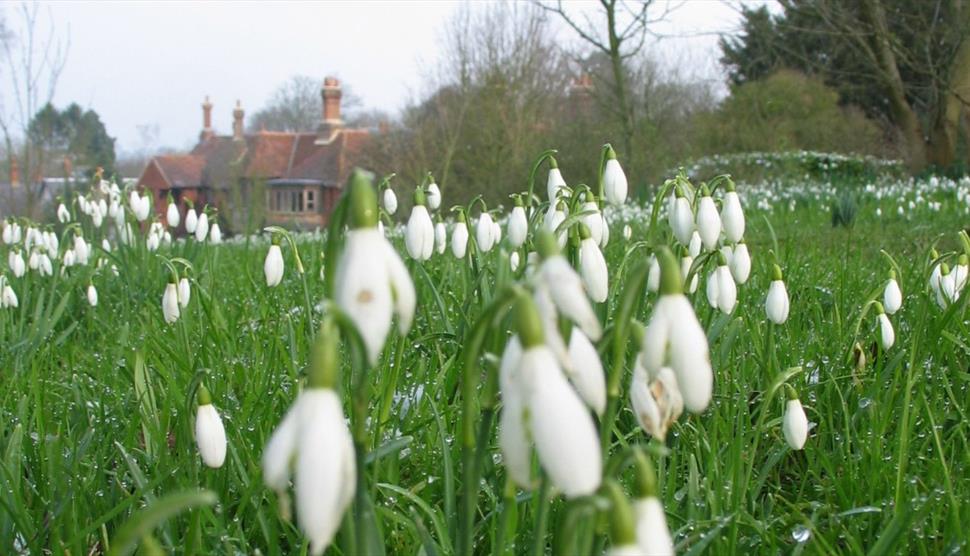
[201,95,214,141]
[232,100,245,141]
[316,76,344,144]
[9,156,20,187]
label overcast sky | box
[0,0,754,158]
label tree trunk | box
[926,13,970,168]
[604,0,634,161]
[860,0,926,169]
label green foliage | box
[694,71,889,160]
[684,150,905,186]
[27,102,116,177]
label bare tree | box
[541,0,678,159]
[0,2,69,217]
[249,75,363,133]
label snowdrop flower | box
[162,280,180,323]
[706,255,736,314]
[166,200,180,228]
[263,327,355,555]
[335,171,416,365]
[129,191,150,221]
[535,231,602,341]
[510,250,521,272]
[41,253,55,275]
[434,221,447,255]
[730,240,752,284]
[566,328,606,416]
[640,248,713,413]
[546,159,567,201]
[875,303,894,350]
[544,200,567,249]
[765,265,790,324]
[499,297,602,498]
[426,181,441,210]
[578,224,608,303]
[491,218,502,245]
[883,271,902,314]
[265,240,285,287]
[599,213,611,248]
[680,250,698,294]
[74,235,90,265]
[382,186,398,215]
[669,188,694,246]
[194,211,209,242]
[647,254,660,292]
[695,185,721,250]
[720,180,745,243]
[508,196,528,248]
[623,224,632,240]
[146,232,160,252]
[476,211,495,253]
[602,482,639,556]
[580,193,604,244]
[185,207,199,234]
[782,386,808,450]
[57,202,70,223]
[955,254,969,293]
[934,263,956,308]
[86,284,98,307]
[195,385,227,469]
[210,222,222,244]
[102,238,111,253]
[688,230,702,258]
[178,276,191,308]
[630,362,682,441]
[602,145,628,205]
[2,220,18,244]
[451,213,469,259]
[632,456,674,556]
[9,250,25,278]
[1,278,18,308]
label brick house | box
[138,77,369,232]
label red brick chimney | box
[232,100,245,141]
[63,155,73,178]
[316,76,344,145]
[201,96,215,141]
[9,156,20,187]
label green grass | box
[0,175,968,555]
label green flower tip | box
[513,295,544,348]
[548,156,559,169]
[456,210,467,224]
[888,269,896,280]
[717,252,729,266]
[633,452,657,499]
[556,200,567,211]
[605,144,617,161]
[347,170,378,229]
[308,320,340,389]
[604,480,636,545]
[657,247,684,296]
[271,235,281,246]
[940,263,951,276]
[784,384,798,401]
[959,254,969,266]
[930,248,940,259]
[700,183,711,197]
[578,223,592,241]
[873,301,885,315]
[196,384,212,406]
[536,230,559,260]
[725,179,736,193]
[772,264,783,281]
[413,186,427,207]
[513,194,523,207]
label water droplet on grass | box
[791,525,811,543]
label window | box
[306,189,315,211]
[270,188,307,213]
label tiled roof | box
[145,128,370,191]
[155,155,205,188]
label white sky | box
[1,0,755,157]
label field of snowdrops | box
[1,149,969,555]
